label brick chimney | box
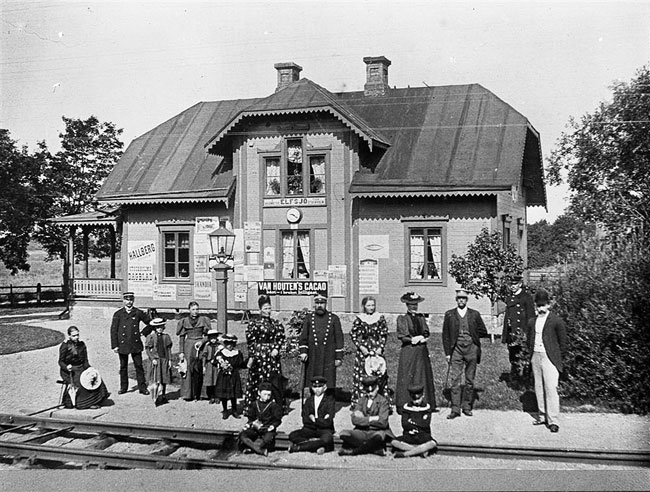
[274,62,302,92]
[363,56,391,96]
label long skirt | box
[395,344,436,414]
[60,366,109,410]
[180,337,203,399]
[147,357,172,384]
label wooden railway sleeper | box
[22,426,74,443]
[0,423,36,436]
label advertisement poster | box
[177,284,193,297]
[359,235,390,260]
[257,281,328,297]
[194,255,208,273]
[244,265,264,282]
[263,246,276,280]
[127,240,157,297]
[328,265,347,298]
[244,221,261,253]
[234,282,248,303]
[359,259,379,294]
[152,283,177,301]
[194,272,212,300]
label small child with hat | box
[202,329,224,404]
[144,318,173,406]
[214,333,245,418]
[391,383,437,458]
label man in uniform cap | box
[391,384,437,458]
[110,292,153,395]
[338,375,394,456]
[288,376,336,454]
[442,289,489,419]
[501,273,535,385]
[299,293,344,394]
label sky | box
[1,0,648,224]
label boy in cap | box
[391,384,437,458]
[526,289,567,433]
[338,375,394,456]
[442,289,489,419]
[239,381,284,455]
[288,375,336,454]
[110,292,153,395]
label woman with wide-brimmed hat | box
[58,326,110,409]
[350,296,391,410]
[394,292,437,414]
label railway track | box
[1,413,648,470]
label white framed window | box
[404,219,448,285]
[281,230,311,279]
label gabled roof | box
[96,99,256,205]
[49,207,121,227]
[205,78,390,153]
[338,84,545,206]
[96,79,545,207]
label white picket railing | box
[73,278,122,298]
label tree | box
[0,130,48,273]
[527,215,595,268]
[448,227,524,304]
[546,65,650,234]
[34,116,124,260]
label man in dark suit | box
[110,292,153,395]
[288,375,336,454]
[526,289,567,433]
[501,274,536,383]
[442,289,489,419]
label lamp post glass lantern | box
[208,224,235,333]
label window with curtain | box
[281,230,311,279]
[309,155,326,194]
[265,158,281,195]
[409,227,442,281]
[286,139,303,195]
[163,231,191,279]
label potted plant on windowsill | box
[268,179,281,195]
[310,177,324,194]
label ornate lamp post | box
[208,223,235,334]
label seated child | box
[214,333,245,419]
[391,384,438,458]
[339,375,394,456]
[144,318,173,406]
[238,381,283,455]
[288,375,335,454]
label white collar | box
[220,348,239,356]
[357,312,381,325]
[457,306,468,317]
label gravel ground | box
[1,312,649,472]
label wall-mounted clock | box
[286,208,303,224]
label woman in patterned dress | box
[176,301,211,401]
[243,295,286,413]
[350,296,391,410]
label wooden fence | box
[0,284,66,307]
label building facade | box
[90,57,545,318]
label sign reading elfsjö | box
[257,281,328,297]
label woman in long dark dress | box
[58,326,109,409]
[350,296,391,409]
[395,292,437,414]
[243,295,286,412]
[176,301,211,401]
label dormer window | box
[263,137,327,197]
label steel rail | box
[0,441,325,470]
[1,413,648,468]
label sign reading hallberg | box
[257,281,328,297]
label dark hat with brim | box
[400,292,425,304]
[361,375,379,388]
[122,292,135,299]
[408,384,424,396]
[314,293,327,302]
[150,318,166,327]
[510,273,524,282]
[310,375,327,386]
[534,289,551,306]
[223,333,238,344]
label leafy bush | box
[281,308,309,358]
[550,233,650,413]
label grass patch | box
[274,333,528,411]
[0,324,65,355]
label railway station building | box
[57,56,546,323]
